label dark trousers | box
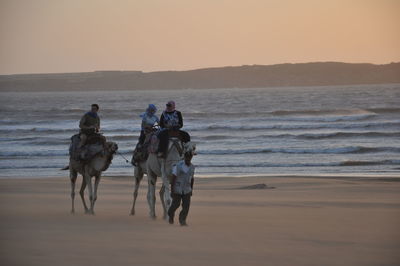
[168,193,191,224]
[158,129,191,154]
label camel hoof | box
[150,215,157,220]
[130,210,135,216]
[70,210,75,215]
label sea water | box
[0,84,399,178]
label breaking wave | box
[185,160,400,168]
[198,146,400,155]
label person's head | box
[165,100,175,112]
[184,152,193,165]
[146,104,157,115]
[91,104,99,113]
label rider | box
[138,104,159,145]
[157,101,190,158]
[78,104,100,148]
[131,104,159,166]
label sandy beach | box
[0,175,399,266]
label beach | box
[1,175,399,266]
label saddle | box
[132,132,159,164]
[69,134,106,161]
[86,133,106,146]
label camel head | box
[105,141,118,155]
[183,142,196,156]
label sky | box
[0,0,399,75]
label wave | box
[206,131,399,141]
[0,165,65,170]
[188,121,400,132]
[4,107,398,123]
[1,144,400,157]
[0,128,76,134]
[2,159,399,170]
[0,127,134,135]
[196,135,234,140]
[339,160,392,166]
[197,146,400,155]
[180,108,400,118]
[1,119,399,135]
[290,131,400,140]
[198,159,400,168]
[2,131,396,145]
[269,109,372,117]
[366,108,400,114]
[0,150,69,157]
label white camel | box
[130,139,196,219]
[68,142,118,215]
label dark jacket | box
[79,112,100,134]
[160,110,183,129]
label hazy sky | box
[0,0,399,74]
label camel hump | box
[69,133,106,162]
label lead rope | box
[116,151,129,163]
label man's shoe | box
[180,221,188,226]
[168,216,174,224]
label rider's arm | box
[79,115,90,129]
[177,111,183,129]
[159,113,165,128]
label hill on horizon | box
[0,62,399,92]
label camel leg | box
[159,185,167,220]
[79,178,90,214]
[70,168,78,214]
[130,166,143,216]
[85,173,95,215]
[92,174,101,215]
[147,171,157,219]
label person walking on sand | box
[168,152,195,226]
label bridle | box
[166,138,184,158]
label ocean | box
[1,84,399,178]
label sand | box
[0,175,399,266]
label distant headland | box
[0,62,399,92]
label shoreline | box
[1,172,399,181]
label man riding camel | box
[157,101,190,158]
[78,104,100,148]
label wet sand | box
[0,175,399,266]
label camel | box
[130,138,196,219]
[67,141,118,215]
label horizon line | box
[1,60,399,76]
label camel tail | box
[61,165,70,170]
